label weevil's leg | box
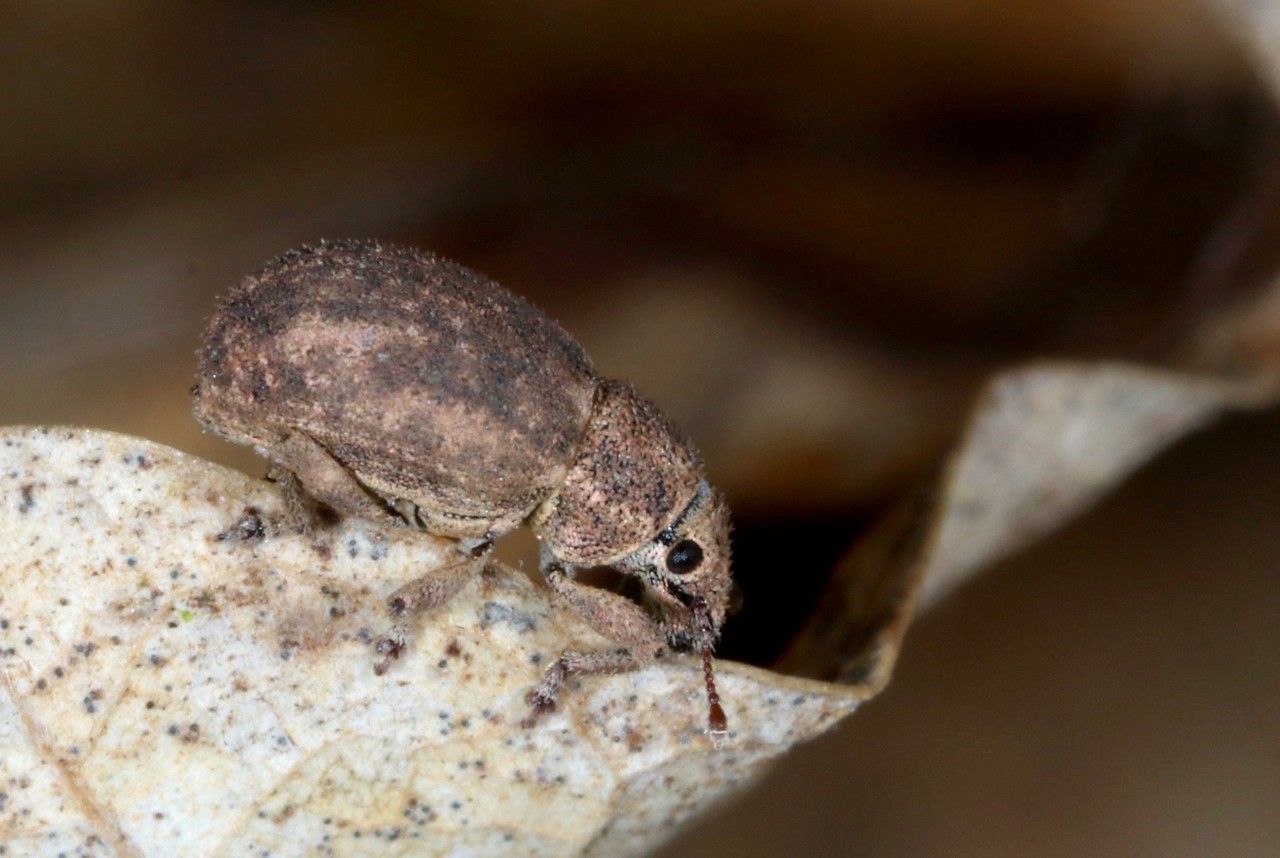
[523,561,666,726]
[266,466,318,531]
[374,542,491,674]
[523,647,640,727]
[270,431,400,531]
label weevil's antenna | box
[693,596,728,737]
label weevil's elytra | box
[194,240,734,736]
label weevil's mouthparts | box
[692,596,728,736]
[664,576,695,608]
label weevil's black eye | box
[665,539,703,575]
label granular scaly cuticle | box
[194,240,736,736]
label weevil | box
[193,240,733,735]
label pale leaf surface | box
[0,427,861,858]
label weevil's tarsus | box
[373,625,407,675]
[215,506,268,543]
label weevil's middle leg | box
[374,540,491,673]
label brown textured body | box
[194,241,734,737]
[195,242,599,539]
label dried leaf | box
[3,363,1277,857]
[7,237,1280,857]
[0,427,863,858]
[780,361,1275,684]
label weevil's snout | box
[669,489,733,637]
[663,486,732,737]
[615,483,732,737]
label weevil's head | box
[533,381,736,648]
[616,480,734,650]
[530,378,736,735]
[615,480,733,736]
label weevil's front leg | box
[523,560,666,727]
[522,647,640,727]
[374,541,491,674]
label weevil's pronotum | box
[193,240,734,735]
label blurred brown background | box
[2,2,1277,855]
